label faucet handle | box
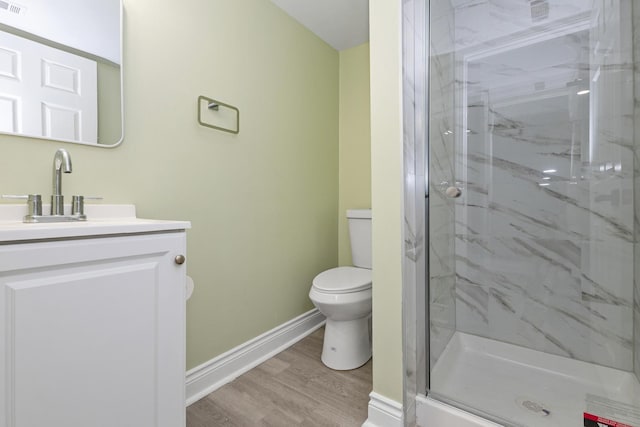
[71,195,103,216]
[71,195,83,216]
[2,194,43,216]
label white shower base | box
[421,332,640,427]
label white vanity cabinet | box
[0,212,189,427]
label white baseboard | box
[362,392,403,427]
[185,308,325,405]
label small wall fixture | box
[198,95,239,134]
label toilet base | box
[321,316,371,370]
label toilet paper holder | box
[186,276,194,300]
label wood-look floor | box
[186,327,372,427]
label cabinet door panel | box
[0,233,186,427]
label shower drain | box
[515,397,551,417]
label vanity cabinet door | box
[0,232,186,427]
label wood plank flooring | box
[187,327,372,427]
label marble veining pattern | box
[427,0,457,378]
[408,1,640,417]
[402,0,426,425]
[447,0,636,371]
[633,0,640,383]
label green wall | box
[338,43,371,266]
[0,0,339,370]
[370,0,404,404]
[97,61,122,145]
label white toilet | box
[309,209,372,370]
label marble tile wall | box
[453,0,636,371]
[427,0,457,374]
[635,242,640,380]
[402,1,458,419]
[405,2,639,401]
[633,0,640,382]
[402,3,458,421]
[402,0,425,424]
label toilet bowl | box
[309,209,372,370]
[309,266,372,370]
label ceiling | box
[270,0,369,51]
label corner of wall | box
[338,42,372,266]
[369,0,404,404]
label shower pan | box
[403,0,640,426]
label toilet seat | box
[312,266,371,294]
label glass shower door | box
[427,1,640,425]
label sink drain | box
[516,397,551,417]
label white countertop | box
[0,204,191,243]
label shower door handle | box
[445,187,462,198]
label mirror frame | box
[0,0,124,148]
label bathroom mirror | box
[0,0,123,147]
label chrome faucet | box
[3,148,95,222]
[51,148,72,215]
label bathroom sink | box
[0,204,190,242]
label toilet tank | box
[347,209,372,269]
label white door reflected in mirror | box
[0,0,123,147]
[0,31,98,143]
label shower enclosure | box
[403,0,640,426]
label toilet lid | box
[312,266,372,294]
